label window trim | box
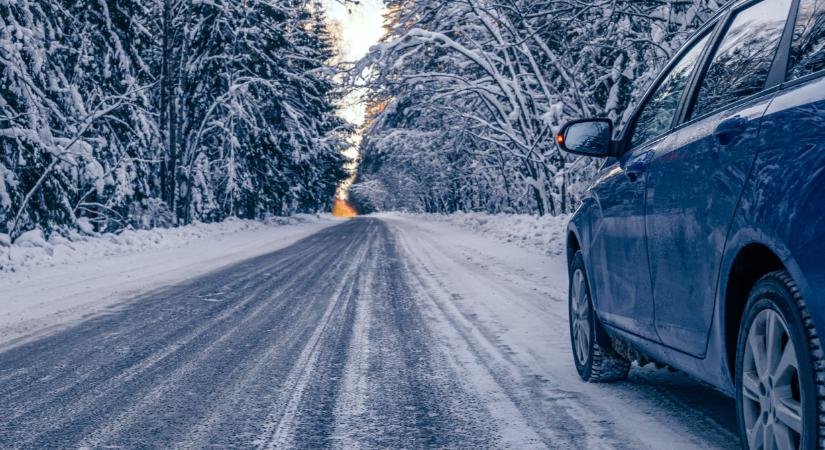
[782,65,825,89]
[768,0,800,84]
[679,0,798,124]
[673,13,730,128]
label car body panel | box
[789,240,825,338]
[751,74,825,255]
[645,92,775,358]
[586,144,660,340]
[737,72,825,332]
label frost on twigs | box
[0,0,349,239]
[350,0,720,217]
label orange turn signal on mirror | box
[556,134,565,145]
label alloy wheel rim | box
[571,269,591,365]
[742,309,804,450]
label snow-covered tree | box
[0,0,161,235]
[351,0,724,216]
[171,0,348,221]
[0,0,348,238]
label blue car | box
[556,0,825,447]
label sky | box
[323,0,386,200]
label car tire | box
[569,251,630,383]
[735,271,825,449]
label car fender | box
[567,184,611,312]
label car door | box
[588,31,711,340]
[645,0,794,357]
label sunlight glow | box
[332,198,359,217]
[323,0,386,201]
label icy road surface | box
[0,217,739,448]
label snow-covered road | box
[0,217,739,448]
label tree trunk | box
[160,0,179,223]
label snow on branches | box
[351,0,723,216]
[0,0,348,238]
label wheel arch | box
[723,242,786,381]
[566,204,591,276]
[567,230,581,272]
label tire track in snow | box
[392,222,625,449]
[387,216,739,449]
[0,223,360,448]
[424,225,740,448]
[256,222,372,448]
[338,225,497,449]
[264,220,497,448]
[4,259,301,437]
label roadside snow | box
[383,212,570,256]
[0,215,340,348]
[1,215,326,273]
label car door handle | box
[625,160,649,182]
[714,116,748,146]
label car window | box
[630,34,711,149]
[690,0,792,119]
[788,0,825,80]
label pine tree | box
[0,0,349,238]
[0,0,160,235]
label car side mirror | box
[556,119,614,157]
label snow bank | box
[382,212,570,256]
[0,214,331,273]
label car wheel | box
[569,251,629,383]
[736,271,825,449]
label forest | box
[0,0,348,238]
[0,0,732,239]
[350,0,726,216]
